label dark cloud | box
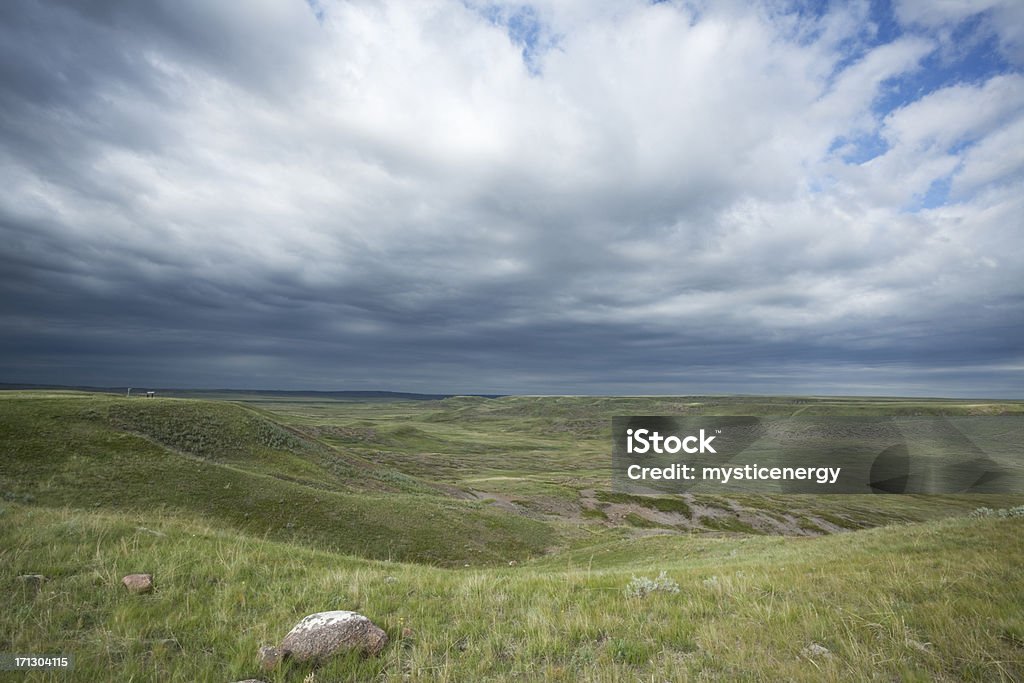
[0,0,1022,397]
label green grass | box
[2,391,1024,681]
[701,516,759,534]
[2,504,1022,681]
[596,491,692,518]
[0,395,553,566]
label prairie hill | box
[6,392,1022,557]
[1,502,1022,681]
[251,392,1024,536]
[0,393,553,566]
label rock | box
[801,643,832,659]
[260,611,388,668]
[122,573,153,594]
[17,574,46,593]
[257,645,282,671]
[231,679,267,683]
[282,611,388,661]
[401,626,414,639]
[17,573,46,585]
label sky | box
[1,0,1022,397]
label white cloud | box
[953,115,1024,194]
[894,0,1024,63]
[882,74,1024,151]
[0,0,1021,393]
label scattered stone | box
[122,573,153,594]
[257,646,282,671]
[231,679,267,683]
[17,574,46,592]
[801,643,832,659]
[508,560,517,566]
[384,576,398,584]
[259,611,388,670]
[401,627,414,639]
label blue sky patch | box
[470,2,556,74]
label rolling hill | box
[2,390,1023,681]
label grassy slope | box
[2,391,1024,681]
[0,394,553,567]
[255,393,1024,532]
[1,504,1022,682]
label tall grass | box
[2,504,1022,681]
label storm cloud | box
[1,0,1022,396]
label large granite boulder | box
[259,611,388,669]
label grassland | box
[2,391,1023,681]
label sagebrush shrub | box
[971,506,1024,518]
[625,571,680,598]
